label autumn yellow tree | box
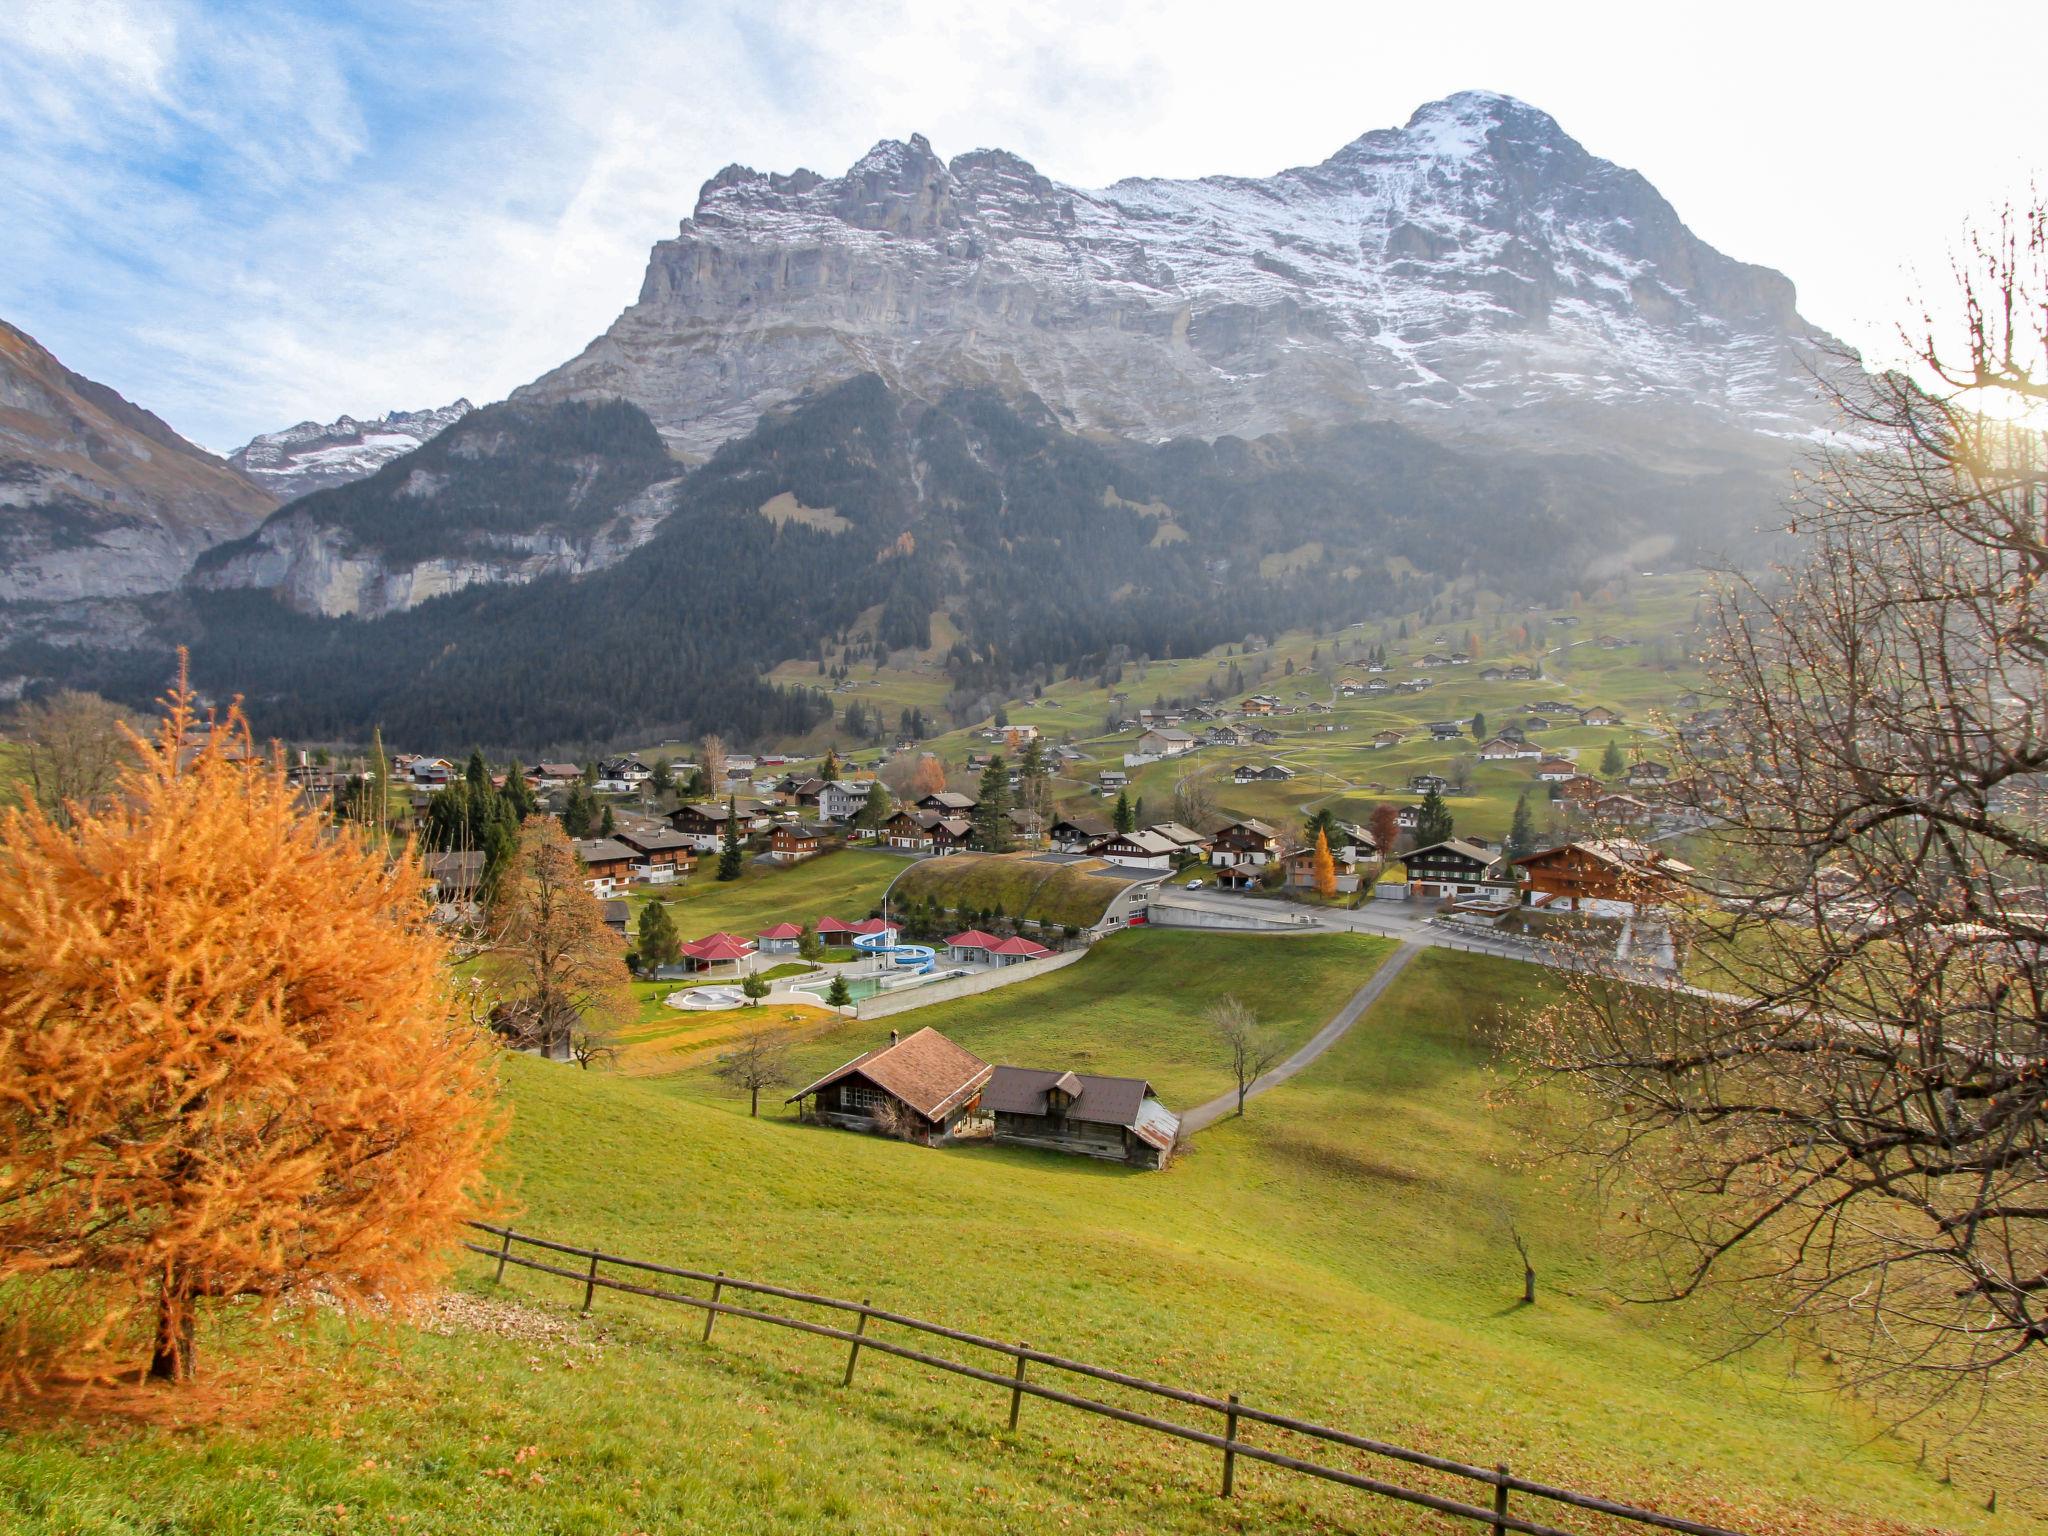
[1310,826,1338,899]
[0,677,498,1390]
[485,818,635,1061]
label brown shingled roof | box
[785,1027,991,1123]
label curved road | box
[1179,938,1425,1135]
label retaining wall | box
[853,948,1088,1019]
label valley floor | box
[4,936,2037,1535]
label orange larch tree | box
[484,818,635,1062]
[1311,827,1338,899]
[0,675,499,1390]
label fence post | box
[1008,1343,1028,1431]
[580,1251,600,1314]
[1492,1463,1510,1536]
[703,1272,724,1342]
[843,1300,870,1387]
[1221,1393,1240,1497]
[492,1227,512,1285]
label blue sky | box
[3,0,2042,451]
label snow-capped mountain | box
[519,91,1840,468]
[229,400,473,502]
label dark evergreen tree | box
[1470,711,1487,741]
[1113,790,1136,834]
[716,795,743,881]
[970,756,1012,852]
[1506,792,1538,859]
[1416,787,1455,846]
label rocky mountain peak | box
[228,398,475,503]
[521,92,1843,468]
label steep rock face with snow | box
[229,400,474,503]
[194,397,683,618]
[0,321,276,602]
[519,92,1837,468]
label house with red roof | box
[989,935,1054,965]
[756,921,805,955]
[815,916,857,945]
[944,929,1003,963]
[679,933,757,972]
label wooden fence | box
[466,1221,1752,1536]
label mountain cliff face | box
[519,91,1837,468]
[194,399,684,618]
[229,400,474,502]
[0,321,275,602]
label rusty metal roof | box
[983,1066,1171,1133]
[785,1027,991,1123]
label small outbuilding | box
[983,1067,1179,1169]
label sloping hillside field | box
[2,937,2033,1534]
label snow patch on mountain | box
[518,90,1841,470]
[230,400,474,502]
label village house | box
[1245,727,1282,745]
[425,849,485,906]
[1626,760,1674,787]
[612,822,698,883]
[1512,840,1694,911]
[676,932,756,973]
[817,779,872,822]
[1210,818,1281,867]
[918,789,979,814]
[1597,634,1630,649]
[1581,706,1623,727]
[1239,694,1282,716]
[573,837,640,896]
[769,823,823,864]
[883,808,935,852]
[668,798,770,849]
[1402,838,1506,902]
[1088,828,1181,871]
[1519,715,1551,732]
[1285,843,1364,894]
[1410,773,1450,794]
[1590,792,1654,825]
[1233,763,1295,784]
[756,921,805,954]
[1533,757,1578,782]
[603,899,630,937]
[930,816,974,855]
[1395,806,1422,831]
[786,1027,993,1145]
[815,916,858,948]
[983,1067,1180,1169]
[1097,769,1129,793]
[1136,727,1196,759]
[534,761,581,788]
[1049,813,1114,854]
[1148,821,1211,858]
[1364,678,1394,693]
[1477,736,1542,762]
[943,928,1003,964]
[1428,721,1463,741]
[1478,666,1506,681]
[1551,773,1606,805]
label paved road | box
[1179,938,1426,1135]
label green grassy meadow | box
[5,932,2036,1535]
[625,846,906,941]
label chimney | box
[889,1029,900,1047]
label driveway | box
[1180,939,1425,1134]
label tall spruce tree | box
[1416,786,1455,846]
[1506,792,1538,858]
[1112,790,1136,834]
[971,755,1013,852]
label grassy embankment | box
[888,850,1131,933]
[4,933,2035,1535]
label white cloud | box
[0,0,2042,449]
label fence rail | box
[465,1221,1749,1536]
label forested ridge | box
[11,375,1782,751]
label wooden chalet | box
[1211,819,1281,867]
[573,837,640,894]
[1402,838,1504,901]
[1511,840,1694,910]
[786,1027,992,1146]
[768,823,822,864]
[1088,828,1180,870]
[917,790,979,814]
[613,822,698,879]
[1050,813,1113,854]
[983,1067,1180,1170]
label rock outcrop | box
[0,321,276,602]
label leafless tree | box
[715,1027,793,1117]
[1172,770,1217,830]
[698,733,727,795]
[1533,199,2048,1400]
[9,690,134,825]
[1209,995,1282,1117]
[567,1024,621,1071]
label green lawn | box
[5,937,2031,1535]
